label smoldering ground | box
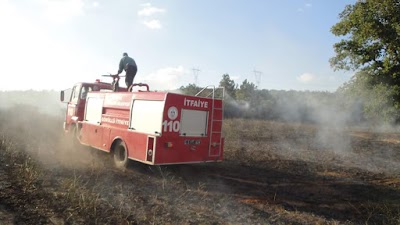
[224,90,400,175]
[0,103,260,224]
[0,91,400,224]
[0,90,257,223]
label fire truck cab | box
[60,81,224,168]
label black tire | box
[113,141,129,169]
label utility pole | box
[253,69,262,88]
[192,68,201,86]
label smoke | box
[268,91,363,152]
[139,66,189,91]
[0,90,65,117]
[305,94,353,152]
[0,90,102,171]
[224,92,250,110]
[222,88,400,175]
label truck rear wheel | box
[113,141,128,169]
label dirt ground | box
[0,109,399,224]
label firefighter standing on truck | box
[117,52,137,89]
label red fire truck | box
[60,79,224,168]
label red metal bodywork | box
[62,82,224,165]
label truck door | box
[65,85,81,128]
[66,85,92,125]
[83,96,104,148]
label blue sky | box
[0,0,356,91]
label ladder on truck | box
[196,86,224,157]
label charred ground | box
[0,105,399,225]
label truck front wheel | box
[113,141,128,169]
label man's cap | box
[123,52,128,56]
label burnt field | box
[0,105,399,225]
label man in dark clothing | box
[117,52,137,89]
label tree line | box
[180,74,365,125]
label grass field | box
[0,105,399,224]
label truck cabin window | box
[71,85,81,104]
[80,86,92,100]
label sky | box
[0,0,357,92]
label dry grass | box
[223,118,400,224]
[0,106,400,224]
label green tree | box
[219,74,237,99]
[331,0,400,122]
[331,0,400,76]
[338,71,400,123]
[236,79,256,102]
[179,83,202,96]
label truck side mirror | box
[60,91,64,102]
